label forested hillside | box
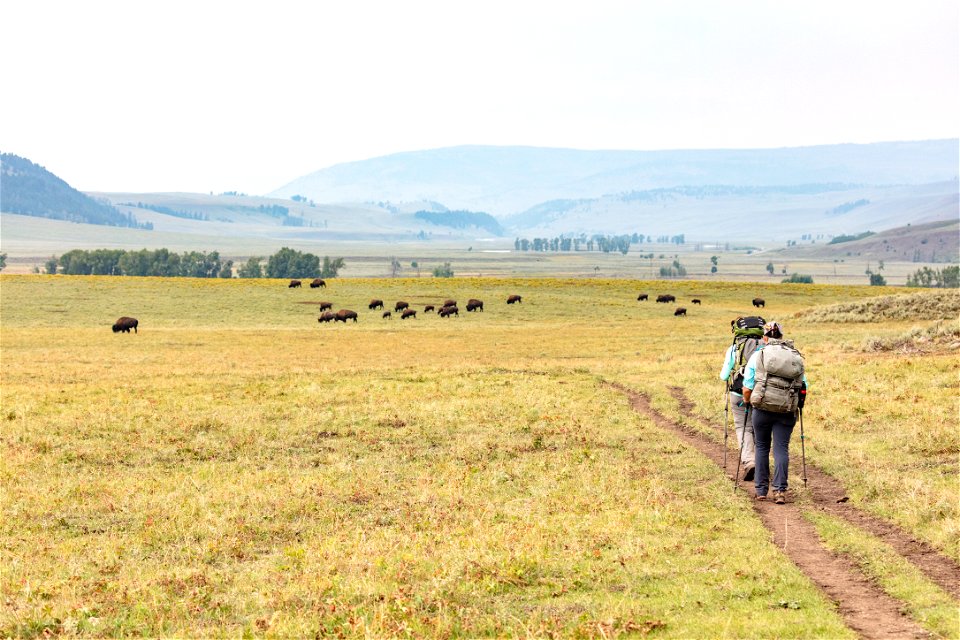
[0,153,148,228]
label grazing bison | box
[335,309,358,323]
[318,301,333,312]
[507,295,522,304]
[691,299,701,305]
[443,299,456,308]
[289,279,302,288]
[310,278,326,288]
[674,307,687,317]
[438,305,459,317]
[424,305,435,313]
[369,299,384,310]
[394,301,409,312]
[318,311,336,323]
[656,294,676,303]
[752,298,766,308]
[382,311,392,319]
[112,316,138,333]
[466,298,483,312]
[637,294,649,301]
[401,309,417,320]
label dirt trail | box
[669,385,960,601]
[611,384,933,640]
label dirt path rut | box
[611,384,936,640]
[669,385,960,601]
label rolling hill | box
[270,140,960,218]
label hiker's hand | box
[742,389,752,404]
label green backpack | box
[729,316,765,394]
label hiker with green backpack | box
[719,316,766,481]
[742,321,808,504]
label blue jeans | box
[752,407,797,495]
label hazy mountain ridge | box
[271,140,960,217]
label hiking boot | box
[773,491,786,505]
[754,494,767,501]
[742,465,755,482]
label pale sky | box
[2,1,957,195]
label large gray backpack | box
[751,339,805,413]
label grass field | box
[1,275,957,637]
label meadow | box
[1,275,957,638]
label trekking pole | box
[723,385,730,476]
[733,405,749,492]
[799,407,808,488]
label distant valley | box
[1,142,957,264]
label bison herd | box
[113,284,770,334]
[298,293,522,325]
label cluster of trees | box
[829,231,875,245]
[290,195,316,206]
[828,199,870,215]
[39,247,348,280]
[414,210,504,236]
[122,202,208,221]
[659,259,687,278]
[514,233,681,255]
[237,249,344,279]
[782,273,814,284]
[50,249,232,277]
[906,265,959,288]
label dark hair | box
[764,325,783,339]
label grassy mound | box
[861,319,960,353]
[796,290,960,323]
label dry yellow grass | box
[2,275,955,637]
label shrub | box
[782,274,814,284]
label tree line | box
[513,234,685,255]
[42,247,345,279]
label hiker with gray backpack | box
[742,321,808,504]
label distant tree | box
[237,257,263,278]
[869,273,887,286]
[782,273,814,284]
[45,256,58,274]
[0,253,6,271]
[411,261,421,277]
[320,256,345,278]
[390,257,401,277]
[766,262,775,275]
[266,247,320,279]
[433,262,454,278]
[218,260,234,278]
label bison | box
[318,311,336,323]
[438,305,459,317]
[466,298,483,312]
[507,295,522,304]
[369,299,384,310]
[318,301,333,312]
[656,294,676,303]
[335,309,358,323]
[112,316,138,333]
[443,299,456,308]
[401,309,417,320]
[753,298,766,308]
[289,279,302,288]
[382,311,392,319]
[637,294,649,301]
[310,278,326,288]
[674,307,687,317]
[394,301,409,312]
[691,299,701,305]
[424,305,435,313]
